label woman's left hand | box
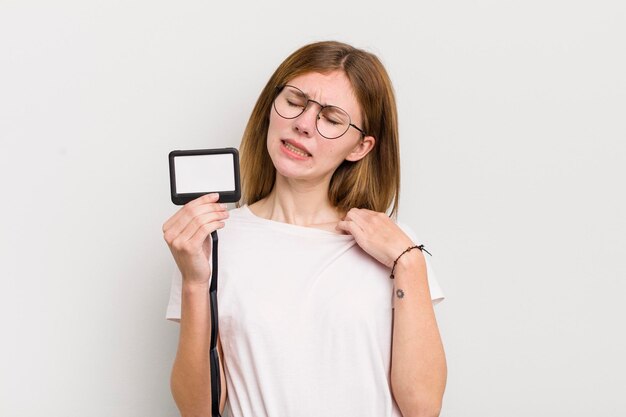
[336,208,419,268]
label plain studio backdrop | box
[1,1,624,416]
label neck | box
[250,173,343,227]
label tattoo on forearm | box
[395,289,405,299]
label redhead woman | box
[163,40,446,417]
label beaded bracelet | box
[389,244,431,279]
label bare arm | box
[390,252,447,417]
[171,282,213,417]
[335,208,447,416]
[162,193,229,416]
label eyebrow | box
[291,85,333,108]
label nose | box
[293,104,319,137]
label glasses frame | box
[273,84,367,139]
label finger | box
[187,192,221,208]
[343,208,371,231]
[164,200,227,241]
[347,208,391,231]
[187,217,226,249]
[163,192,221,232]
[173,210,229,247]
[162,193,221,232]
[168,202,227,236]
[336,219,365,240]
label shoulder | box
[224,204,257,222]
[228,205,250,217]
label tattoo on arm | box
[395,289,405,299]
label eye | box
[320,107,349,126]
[282,87,307,108]
[286,98,305,108]
[320,114,342,126]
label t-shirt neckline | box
[240,204,354,238]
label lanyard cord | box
[209,231,222,417]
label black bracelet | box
[389,244,431,279]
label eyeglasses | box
[273,84,367,139]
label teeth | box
[284,141,310,157]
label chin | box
[273,162,311,181]
[267,146,308,177]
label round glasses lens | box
[273,86,353,139]
[317,106,350,139]
[274,86,307,119]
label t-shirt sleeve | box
[165,266,183,322]
[396,221,446,305]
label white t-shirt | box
[166,205,445,417]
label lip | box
[281,139,312,156]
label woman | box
[163,40,447,417]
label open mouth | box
[281,140,311,158]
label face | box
[266,70,375,184]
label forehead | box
[286,71,360,112]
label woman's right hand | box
[162,193,229,285]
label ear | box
[345,135,376,162]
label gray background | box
[1,0,624,416]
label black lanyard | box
[209,231,222,417]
